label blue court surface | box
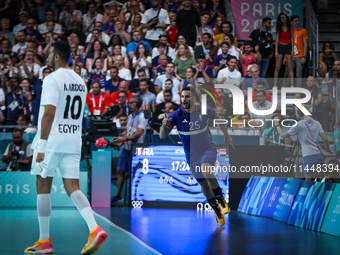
[1,208,340,255]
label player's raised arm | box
[159,116,173,139]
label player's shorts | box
[117,148,131,172]
[189,147,217,183]
[31,151,81,179]
[303,154,324,174]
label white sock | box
[70,190,97,231]
[37,194,51,240]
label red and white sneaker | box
[81,225,108,255]
[24,238,54,254]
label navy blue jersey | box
[168,105,216,162]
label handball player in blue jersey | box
[160,86,234,226]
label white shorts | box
[31,151,81,179]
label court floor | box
[1,207,339,255]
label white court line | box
[93,211,163,255]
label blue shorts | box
[117,148,131,172]
[303,154,324,173]
[189,147,217,183]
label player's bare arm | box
[37,105,56,162]
[216,114,234,149]
[160,116,172,139]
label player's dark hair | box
[52,40,71,63]
[262,17,271,24]
[181,86,198,101]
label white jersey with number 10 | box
[32,68,88,154]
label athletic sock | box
[212,186,223,199]
[207,197,217,207]
[37,194,51,240]
[70,190,97,231]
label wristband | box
[126,137,129,141]
[275,125,280,128]
[37,139,47,153]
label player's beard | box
[183,100,190,110]
[49,55,56,70]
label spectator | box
[291,15,308,87]
[238,40,261,77]
[17,114,37,133]
[175,0,202,48]
[251,81,272,103]
[216,56,242,92]
[179,67,196,92]
[85,22,110,45]
[105,66,126,95]
[263,111,292,156]
[199,12,214,39]
[126,30,151,60]
[114,21,131,46]
[166,20,178,47]
[242,65,269,97]
[20,78,34,106]
[318,41,339,78]
[12,31,28,55]
[249,90,273,130]
[195,33,218,68]
[138,78,156,112]
[85,38,108,71]
[212,88,233,118]
[2,128,33,171]
[129,69,155,94]
[157,79,181,105]
[13,11,28,36]
[18,50,41,78]
[21,18,44,43]
[88,57,107,88]
[110,81,133,104]
[247,17,273,78]
[174,43,196,80]
[132,43,152,79]
[115,91,130,117]
[141,0,170,48]
[38,9,63,35]
[102,1,125,25]
[152,34,175,60]
[217,34,240,60]
[193,54,213,83]
[206,0,226,27]
[192,0,203,13]
[124,0,144,27]
[274,12,294,87]
[86,81,111,116]
[60,20,86,46]
[168,0,182,12]
[174,35,195,57]
[73,64,88,86]
[152,54,169,80]
[0,18,16,47]
[59,0,82,31]
[152,43,172,67]
[326,59,340,79]
[294,76,323,123]
[213,42,231,75]
[82,1,103,35]
[103,9,118,36]
[119,114,128,127]
[0,39,18,65]
[5,77,30,125]
[31,67,51,126]
[68,44,85,66]
[115,55,132,81]
[275,106,331,180]
[107,34,128,57]
[213,21,237,47]
[228,112,260,136]
[324,159,340,183]
[155,62,180,93]
[126,13,145,37]
[213,16,225,36]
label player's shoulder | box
[169,106,183,118]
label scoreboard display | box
[130,144,229,208]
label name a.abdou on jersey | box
[63,83,86,92]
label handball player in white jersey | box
[25,40,107,255]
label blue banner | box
[321,183,340,237]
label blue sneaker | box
[111,196,124,205]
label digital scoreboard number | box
[130,144,229,209]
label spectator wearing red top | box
[86,81,111,116]
[238,40,261,76]
[251,81,272,103]
[110,81,133,105]
[166,21,178,47]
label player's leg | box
[112,148,130,204]
[60,154,107,255]
[25,152,55,254]
[201,163,230,215]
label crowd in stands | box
[0,0,340,165]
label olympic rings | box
[131,201,143,208]
[197,203,212,211]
